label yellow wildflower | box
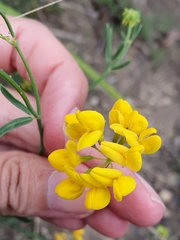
[125,128,162,154]
[109,99,148,135]
[48,140,81,171]
[122,8,141,27]
[72,229,84,240]
[54,232,67,240]
[100,141,144,171]
[113,175,136,201]
[89,167,136,203]
[65,110,105,151]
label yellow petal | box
[79,173,103,187]
[55,178,84,200]
[130,113,148,134]
[109,110,125,125]
[141,135,162,154]
[64,166,82,185]
[66,140,81,166]
[100,142,127,166]
[48,149,70,171]
[124,131,139,147]
[84,187,110,210]
[77,130,103,151]
[90,167,122,186]
[76,110,105,131]
[128,145,144,153]
[64,113,78,125]
[112,99,132,118]
[125,151,142,171]
[127,111,148,134]
[65,123,86,141]
[72,229,84,240]
[113,176,136,201]
[139,127,157,142]
[110,123,137,138]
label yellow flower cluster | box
[48,99,161,210]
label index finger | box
[0,17,88,152]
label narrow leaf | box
[120,31,126,40]
[112,42,124,61]
[105,24,113,65]
[0,85,31,115]
[0,117,33,137]
[112,60,131,70]
[131,23,143,41]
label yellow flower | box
[109,99,132,125]
[109,99,148,135]
[48,140,81,171]
[72,229,84,240]
[113,175,136,201]
[54,232,67,240]
[85,186,110,210]
[55,166,85,200]
[89,167,136,203]
[65,110,105,151]
[100,141,144,171]
[122,8,141,27]
[125,128,162,154]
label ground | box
[0,0,180,239]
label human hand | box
[0,17,165,238]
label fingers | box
[109,166,165,227]
[0,150,91,218]
[85,208,129,238]
[0,17,88,152]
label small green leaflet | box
[112,60,131,70]
[0,117,33,137]
[0,85,31,115]
[105,24,113,65]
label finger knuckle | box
[0,152,28,215]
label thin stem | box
[112,133,120,143]
[92,145,107,158]
[0,70,39,118]
[15,46,41,115]
[15,46,44,153]
[0,11,15,37]
[0,12,44,153]
[89,67,111,90]
[112,25,133,68]
[118,136,126,145]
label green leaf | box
[131,23,143,41]
[120,31,126,40]
[112,42,124,61]
[112,60,131,70]
[0,85,31,115]
[0,3,20,16]
[105,24,113,65]
[0,117,33,137]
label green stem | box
[112,133,120,143]
[15,46,44,153]
[0,11,15,37]
[0,70,39,118]
[89,67,111,90]
[112,25,133,68]
[0,12,44,153]
[118,136,126,145]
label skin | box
[0,17,165,238]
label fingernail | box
[47,171,91,217]
[135,173,166,213]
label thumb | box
[0,150,90,218]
